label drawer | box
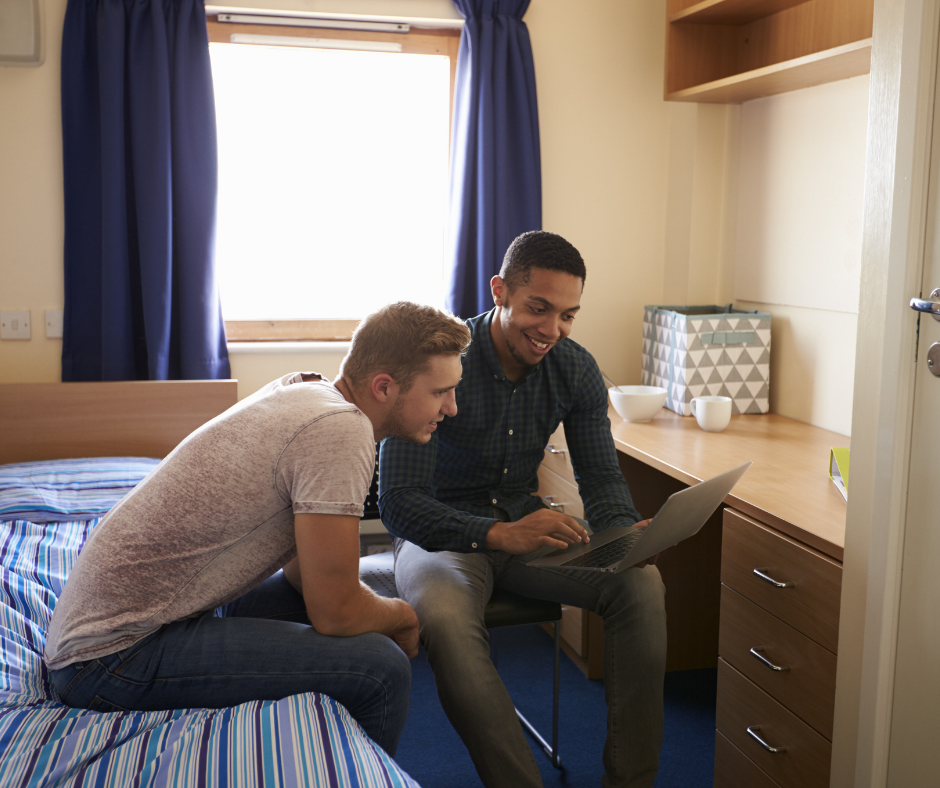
[717,659,831,788]
[719,584,837,739]
[536,464,584,519]
[714,730,780,788]
[722,509,841,653]
[542,424,576,486]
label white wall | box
[730,75,870,436]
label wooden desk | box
[538,408,848,787]
[607,408,847,561]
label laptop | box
[526,461,752,573]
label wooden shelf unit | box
[665,0,874,103]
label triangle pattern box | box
[640,304,771,416]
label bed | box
[0,381,420,788]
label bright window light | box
[209,42,451,320]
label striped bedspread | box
[0,458,161,523]
[0,466,420,787]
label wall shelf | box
[666,38,873,104]
[665,0,874,104]
[670,0,812,26]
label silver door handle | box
[751,647,789,672]
[747,725,787,753]
[545,444,566,455]
[910,288,940,321]
[753,568,794,588]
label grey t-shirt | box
[44,372,375,670]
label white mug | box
[690,396,732,432]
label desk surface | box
[609,407,849,561]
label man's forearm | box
[282,558,303,593]
[305,581,416,640]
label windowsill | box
[227,341,351,354]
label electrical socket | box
[45,309,64,338]
[0,311,31,340]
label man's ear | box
[369,373,397,404]
[491,275,506,306]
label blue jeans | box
[48,572,411,755]
[395,534,667,788]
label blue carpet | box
[395,624,716,787]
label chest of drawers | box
[536,408,848,785]
[604,408,847,786]
[716,508,842,788]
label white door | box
[885,54,940,785]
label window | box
[207,17,459,341]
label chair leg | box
[552,619,560,768]
[512,621,562,769]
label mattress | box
[0,458,420,788]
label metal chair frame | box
[489,609,562,768]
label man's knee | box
[395,556,490,659]
[356,632,412,689]
[599,564,667,623]
[415,588,488,660]
[396,549,487,626]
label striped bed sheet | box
[0,465,421,788]
[0,458,162,523]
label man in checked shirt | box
[378,231,667,788]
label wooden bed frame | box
[0,381,238,466]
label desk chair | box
[359,551,563,768]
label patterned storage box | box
[641,304,771,416]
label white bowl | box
[608,386,667,423]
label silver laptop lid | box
[614,461,752,571]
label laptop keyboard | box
[558,531,643,569]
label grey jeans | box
[394,533,667,788]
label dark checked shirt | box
[378,309,642,553]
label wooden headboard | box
[0,380,238,465]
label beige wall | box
[731,75,869,437]
[229,344,346,400]
[0,0,690,398]
[0,0,864,435]
[526,0,736,388]
[0,0,66,383]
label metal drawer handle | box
[753,568,794,588]
[747,725,787,754]
[751,647,789,672]
[545,444,566,455]
[542,496,571,512]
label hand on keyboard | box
[486,509,591,555]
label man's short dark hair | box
[499,231,586,291]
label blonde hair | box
[339,302,471,392]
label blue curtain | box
[61,0,230,381]
[445,0,542,319]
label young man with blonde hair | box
[45,301,470,757]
